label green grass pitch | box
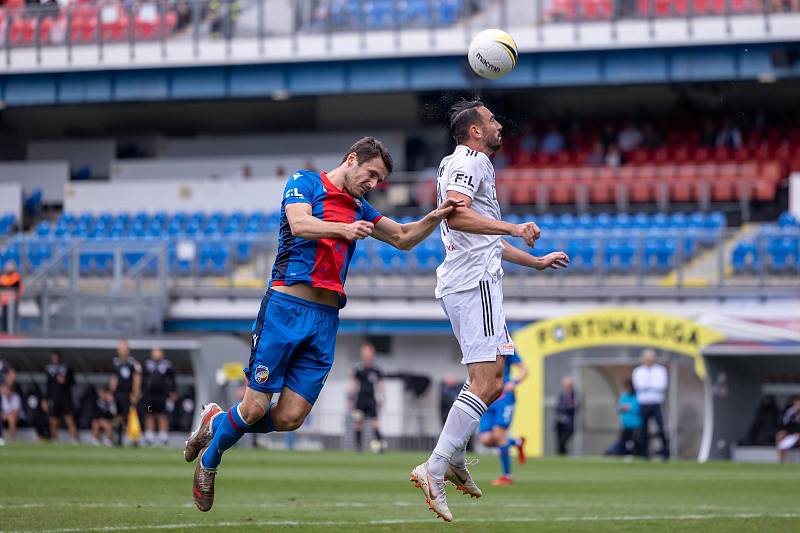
[1,444,798,532]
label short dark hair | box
[447,99,484,144]
[342,137,393,175]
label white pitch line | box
[4,512,800,533]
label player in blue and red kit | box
[184,137,463,511]
[477,352,528,486]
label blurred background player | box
[633,348,670,460]
[777,395,800,463]
[554,376,577,455]
[349,340,385,452]
[110,339,142,446]
[0,382,21,443]
[0,260,23,333]
[45,350,79,443]
[91,388,117,446]
[478,352,528,486]
[412,99,569,522]
[184,137,463,512]
[143,347,177,447]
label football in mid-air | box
[467,29,518,80]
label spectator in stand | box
[605,145,622,167]
[700,119,718,148]
[540,123,565,154]
[777,395,800,463]
[600,123,617,149]
[0,260,23,333]
[617,120,643,153]
[518,123,538,154]
[46,350,79,443]
[91,387,117,446]
[632,348,670,460]
[641,122,664,149]
[0,382,21,444]
[142,347,176,447]
[716,118,743,149]
[554,376,577,455]
[586,139,606,167]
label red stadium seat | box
[669,178,693,203]
[711,178,736,202]
[590,179,614,204]
[760,161,783,184]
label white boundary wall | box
[0,161,70,204]
[0,183,22,221]
[64,179,286,215]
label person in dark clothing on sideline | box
[554,376,577,455]
[143,347,177,447]
[46,350,79,443]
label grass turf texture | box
[1,444,798,532]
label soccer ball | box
[467,29,518,80]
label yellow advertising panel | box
[512,308,724,457]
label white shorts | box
[440,272,514,365]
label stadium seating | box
[732,213,800,274]
[546,0,788,20]
[0,214,15,236]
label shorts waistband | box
[267,289,339,315]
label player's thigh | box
[244,291,310,396]
[282,307,339,406]
[467,359,504,390]
[272,387,314,428]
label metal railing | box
[1,0,796,65]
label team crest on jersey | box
[354,198,362,207]
[254,365,270,384]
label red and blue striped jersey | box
[270,170,382,308]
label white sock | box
[428,390,487,478]
[450,445,467,467]
[145,431,156,445]
[158,431,169,445]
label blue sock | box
[499,443,512,476]
[246,405,277,434]
[201,403,251,469]
[211,412,224,434]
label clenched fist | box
[342,220,374,241]
[512,222,541,247]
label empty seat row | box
[731,213,800,274]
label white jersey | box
[435,144,504,299]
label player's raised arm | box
[285,203,373,241]
[500,240,570,271]
[446,191,541,246]
[371,197,464,250]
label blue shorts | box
[244,289,339,405]
[479,392,515,433]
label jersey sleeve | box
[360,198,382,224]
[283,171,318,207]
[445,155,485,199]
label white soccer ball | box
[468,29,518,80]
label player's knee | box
[239,400,267,425]
[273,412,306,431]
[479,433,494,447]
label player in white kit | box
[410,100,569,522]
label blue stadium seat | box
[732,242,758,273]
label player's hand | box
[342,221,374,241]
[512,222,541,247]
[537,252,570,270]
[431,198,465,221]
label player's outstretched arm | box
[446,191,541,247]
[371,198,464,250]
[285,203,373,241]
[501,240,570,271]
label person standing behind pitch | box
[110,339,142,446]
[143,347,177,447]
[632,348,670,460]
[410,99,570,522]
[349,341,385,452]
[554,376,577,455]
[45,350,79,443]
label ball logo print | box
[468,29,518,80]
[254,364,270,384]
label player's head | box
[4,260,15,273]
[641,348,656,366]
[340,137,393,198]
[117,339,129,359]
[360,341,376,365]
[98,387,111,399]
[50,350,62,364]
[447,99,503,153]
[623,379,634,394]
[151,347,164,361]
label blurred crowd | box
[0,340,194,447]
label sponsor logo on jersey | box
[252,333,260,350]
[285,188,305,199]
[254,364,270,384]
[453,172,474,187]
